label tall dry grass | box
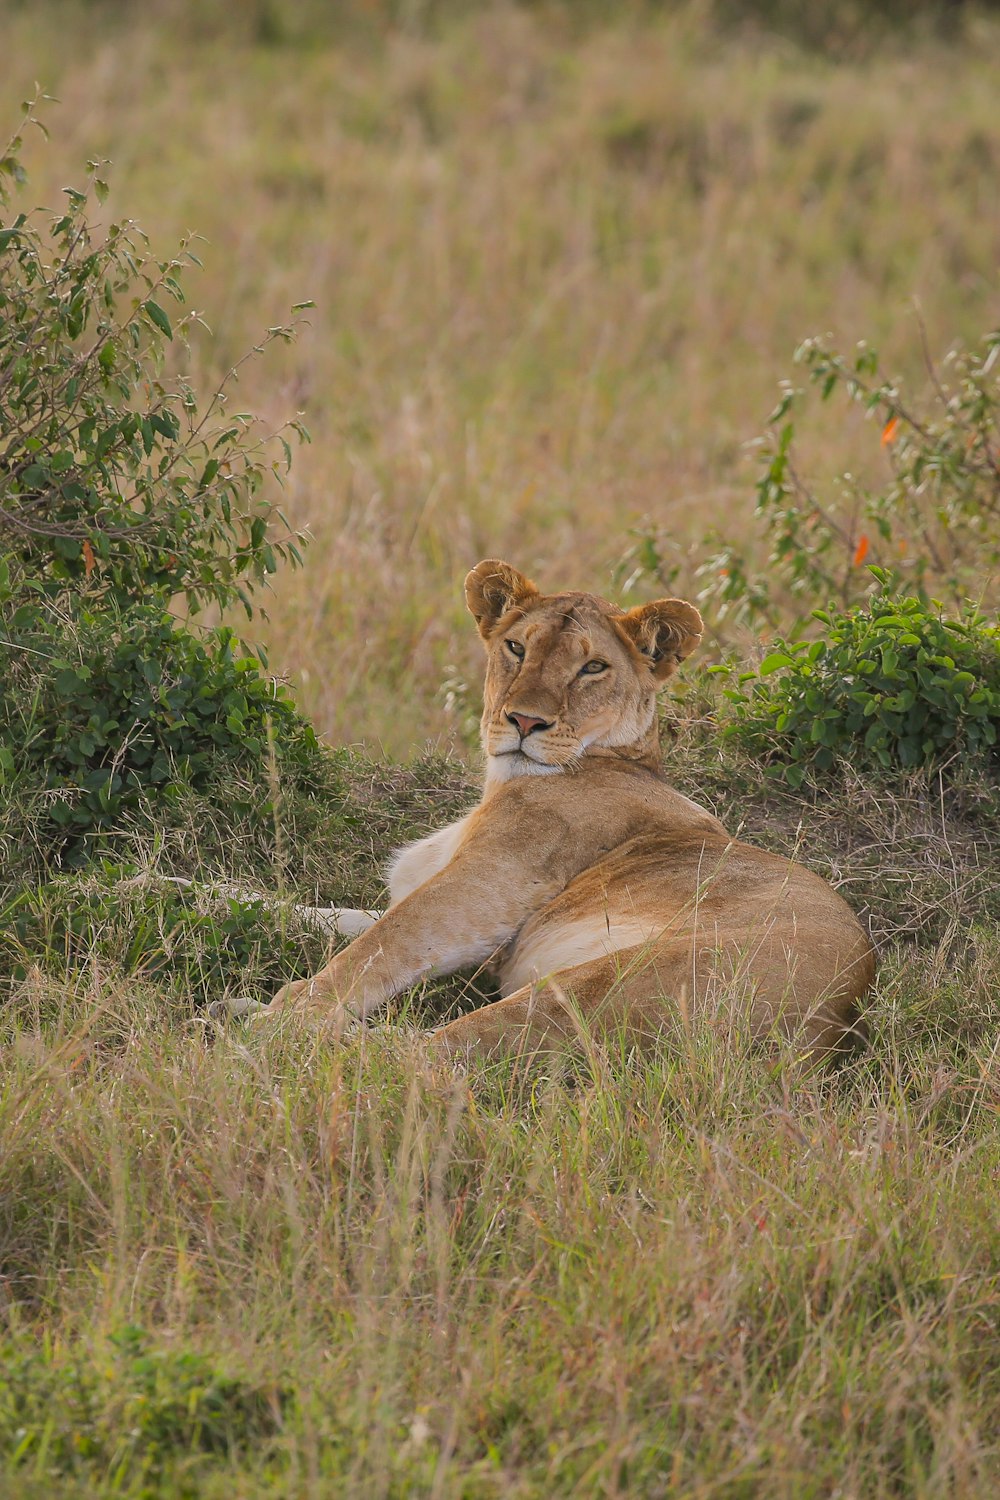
[4,1,1000,752]
[2,933,999,1495]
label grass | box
[3,2,1000,1493]
[2,930,999,1497]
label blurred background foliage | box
[12,1,991,52]
[3,0,999,755]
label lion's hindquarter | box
[500,832,875,1046]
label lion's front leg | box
[260,844,560,1028]
[261,944,385,1025]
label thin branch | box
[914,304,951,413]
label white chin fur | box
[486,752,564,784]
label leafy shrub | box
[0,94,308,617]
[0,100,327,878]
[720,576,1000,785]
[0,862,329,1008]
[741,332,1000,621]
[0,577,320,862]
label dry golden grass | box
[5,1,1000,752]
[2,933,999,1498]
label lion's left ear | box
[617,599,703,680]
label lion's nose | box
[507,712,552,738]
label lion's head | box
[465,559,703,781]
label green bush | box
[737,331,1000,624]
[0,578,320,863]
[720,576,1000,785]
[0,102,326,878]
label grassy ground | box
[2,728,999,1497]
[2,910,1000,1497]
[3,3,1000,1495]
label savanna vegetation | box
[1,2,999,1495]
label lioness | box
[262,560,874,1060]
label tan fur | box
[263,561,875,1062]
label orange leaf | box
[853,535,869,566]
[881,416,899,446]
[81,539,95,577]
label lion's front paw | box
[206,977,338,1024]
[259,975,357,1035]
[268,976,314,1014]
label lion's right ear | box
[464,560,539,639]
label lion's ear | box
[617,598,703,680]
[464,560,539,639]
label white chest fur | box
[386,813,475,906]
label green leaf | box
[150,409,178,440]
[143,299,173,338]
[54,666,92,696]
[759,653,794,676]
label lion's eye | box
[505,639,525,660]
[579,660,608,676]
